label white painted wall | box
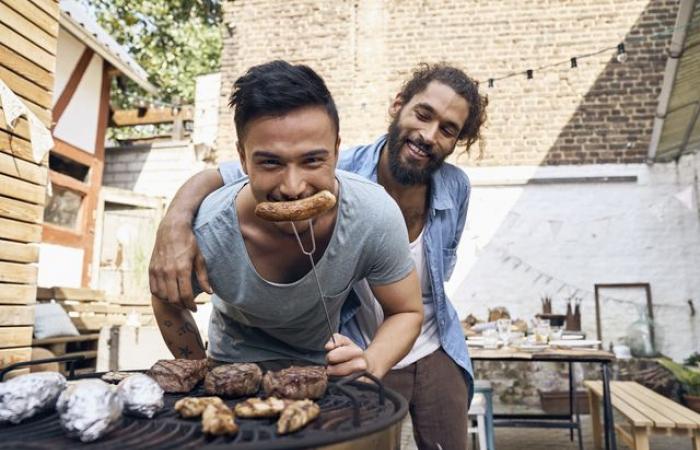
[193,72,221,148]
[53,31,103,153]
[103,141,207,200]
[37,243,84,288]
[52,30,85,103]
[448,154,700,361]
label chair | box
[469,380,495,450]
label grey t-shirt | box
[193,170,413,365]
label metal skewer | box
[290,219,337,346]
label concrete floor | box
[399,414,696,450]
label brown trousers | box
[383,348,470,450]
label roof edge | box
[59,9,158,94]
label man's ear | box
[334,136,341,157]
[389,93,404,118]
[236,141,248,174]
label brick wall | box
[103,142,206,200]
[216,0,679,166]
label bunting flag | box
[674,187,694,211]
[0,77,54,163]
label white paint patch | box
[53,31,86,105]
[447,156,700,361]
[53,53,103,153]
[37,243,84,288]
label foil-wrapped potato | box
[56,379,123,442]
[0,372,67,424]
[117,373,164,418]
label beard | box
[386,115,446,185]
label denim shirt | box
[217,135,473,385]
[336,135,474,386]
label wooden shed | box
[0,0,155,377]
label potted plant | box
[658,358,700,413]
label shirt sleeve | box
[365,195,414,286]
[218,161,245,185]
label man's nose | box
[279,167,307,200]
[419,121,439,146]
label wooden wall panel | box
[0,149,47,185]
[0,173,46,204]
[0,195,44,223]
[0,326,32,348]
[0,130,45,165]
[0,217,42,242]
[3,0,59,37]
[0,261,38,284]
[0,3,56,54]
[0,44,53,91]
[0,240,39,263]
[0,283,37,304]
[0,305,34,326]
[0,0,59,372]
[0,22,55,72]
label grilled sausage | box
[254,190,336,222]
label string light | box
[616,43,628,63]
[478,16,700,87]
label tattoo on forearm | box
[178,346,192,358]
[164,320,173,328]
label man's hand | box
[149,213,212,311]
[324,333,373,377]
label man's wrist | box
[363,350,388,379]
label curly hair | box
[398,63,488,154]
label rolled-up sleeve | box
[218,161,245,185]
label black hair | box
[398,63,488,153]
[228,60,339,139]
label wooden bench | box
[585,380,700,450]
[32,333,100,375]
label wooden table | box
[469,345,618,450]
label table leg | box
[569,362,574,442]
[601,362,617,450]
[692,429,699,450]
[587,388,602,450]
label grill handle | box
[334,371,386,427]
[0,354,86,381]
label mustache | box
[405,137,435,158]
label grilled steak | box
[147,359,208,393]
[204,363,262,397]
[262,366,327,400]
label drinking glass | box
[496,318,512,346]
[535,319,551,344]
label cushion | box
[33,303,80,339]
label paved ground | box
[399,414,695,450]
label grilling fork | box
[290,220,337,346]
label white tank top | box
[351,228,441,369]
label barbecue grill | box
[0,357,407,450]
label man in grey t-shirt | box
[151,61,423,378]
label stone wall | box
[216,0,679,166]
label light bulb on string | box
[488,78,494,88]
[526,69,533,80]
[616,43,628,63]
[570,57,578,68]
